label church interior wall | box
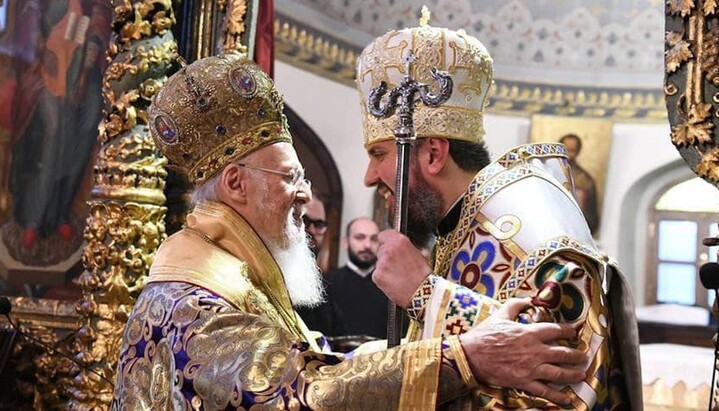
[603,123,683,294]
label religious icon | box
[530,115,613,238]
[154,114,178,143]
[0,0,112,293]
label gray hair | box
[189,159,267,206]
[190,172,222,205]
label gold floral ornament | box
[665,31,693,73]
[221,0,249,55]
[696,147,719,181]
[149,53,292,185]
[701,20,719,86]
[671,102,715,146]
[356,7,494,147]
[667,0,695,17]
[704,0,718,15]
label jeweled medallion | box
[153,114,178,144]
[230,67,257,98]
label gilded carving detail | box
[274,18,359,84]
[665,31,693,73]
[704,0,718,15]
[665,0,719,396]
[66,0,178,408]
[667,0,696,17]
[671,102,715,145]
[701,20,719,85]
[665,0,719,184]
[696,147,719,180]
[0,298,79,408]
[222,0,249,54]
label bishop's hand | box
[372,230,432,308]
[459,298,587,406]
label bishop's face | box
[237,142,323,307]
[243,143,312,249]
[363,140,442,247]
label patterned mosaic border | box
[274,13,666,120]
[287,0,665,74]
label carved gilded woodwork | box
[0,298,79,409]
[665,0,719,184]
[665,1,719,406]
[222,0,250,55]
[179,0,254,61]
[66,0,177,408]
[62,0,256,409]
[274,15,358,87]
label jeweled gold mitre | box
[149,54,292,185]
[356,14,494,147]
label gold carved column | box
[665,0,719,406]
[66,1,178,409]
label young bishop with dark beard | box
[358,10,642,410]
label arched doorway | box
[285,105,343,270]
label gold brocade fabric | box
[148,201,312,346]
[111,201,470,410]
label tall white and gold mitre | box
[356,6,494,147]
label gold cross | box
[359,32,408,87]
[448,33,491,99]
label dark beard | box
[348,249,377,270]
[388,167,442,248]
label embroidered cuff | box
[406,274,439,323]
[445,335,478,389]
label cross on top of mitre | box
[419,5,431,27]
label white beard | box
[266,209,325,308]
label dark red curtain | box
[254,0,274,78]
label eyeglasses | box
[302,215,328,232]
[238,163,310,188]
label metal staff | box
[367,51,453,348]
